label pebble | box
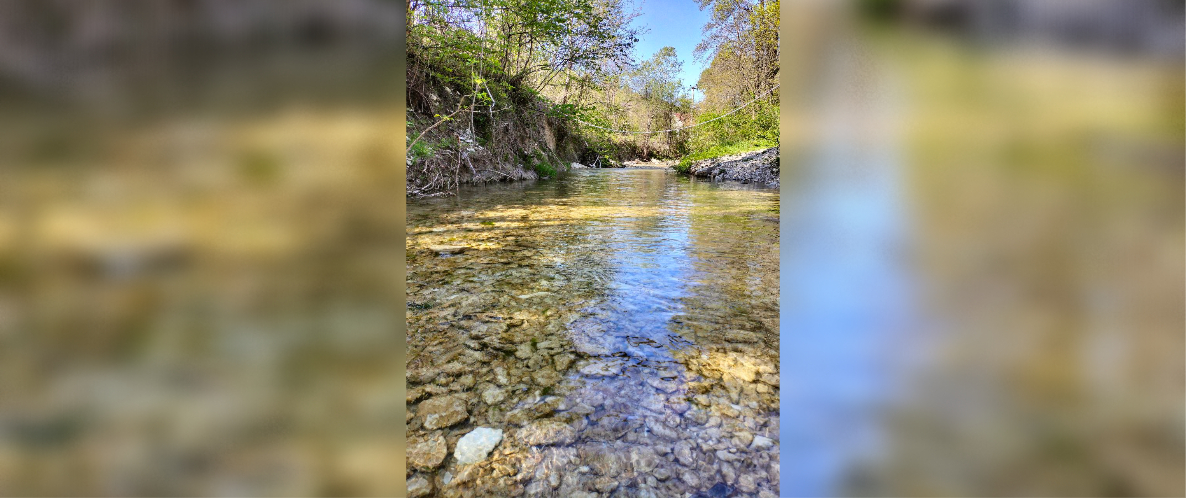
[724,329,761,343]
[579,360,622,377]
[669,400,691,414]
[419,394,469,430]
[553,354,576,371]
[646,377,681,393]
[428,245,468,255]
[517,419,576,446]
[737,474,758,493]
[482,387,506,405]
[532,368,561,387]
[494,366,510,385]
[407,432,447,471]
[734,431,754,447]
[407,476,433,497]
[674,441,696,466]
[515,343,534,359]
[645,417,679,439]
[685,409,709,425]
[454,427,503,465]
[715,449,742,462]
[630,446,659,473]
[750,435,774,450]
[593,477,619,493]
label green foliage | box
[533,161,557,178]
[408,136,453,163]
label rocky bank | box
[686,147,779,188]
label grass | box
[533,161,557,178]
[675,138,778,173]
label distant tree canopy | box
[407,0,776,164]
[690,0,779,154]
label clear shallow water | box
[406,170,780,497]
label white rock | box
[750,435,775,450]
[454,427,503,465]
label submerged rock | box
[553,353,576,371]
[593,477,619,493]
[481,387,506,405]
[578,360,622,377]
[692,482,737,498]
[724,329,761,344]
[428,245,468,255]
[419,394,469,430]
[407,476,433,497]
[750,435,775,450]
[408,432,448,471]
[518,420,576,446]
[455,427,503,465]
[532,368,561,387]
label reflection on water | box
[782,25,1184,497]
[406,170,779,497]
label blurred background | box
[0,1,1181,497]
[0,1,406,496]
[781,0,1183,496]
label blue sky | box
[629,0,711,94]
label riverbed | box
[406,170,780,497]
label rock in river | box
[750,435,774,451]
[428,245,468,255]
[481,387,506,405]
[455,427,503,465]
[532,368,562,387]
[518,419,577,446]
[724,329,761,343]
[407,476,433,497]
[419,394,469,430]
[408,432,448,471]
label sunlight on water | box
[406,170,780,497]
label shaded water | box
[405,170,780,497]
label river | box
[406,170,780,497]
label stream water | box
[406,170,780,497]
